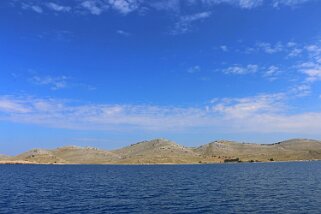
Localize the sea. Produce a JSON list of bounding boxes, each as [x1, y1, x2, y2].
[[1, 161, 321, 213]]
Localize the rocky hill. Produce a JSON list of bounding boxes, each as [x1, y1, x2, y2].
[[112, 138, 215, 164], [11, 146, 120, 164], [2, 138, 321, 164], [195, 139, 321, 162], [0, 154, 9, 160], [51, 146, 121, 164]]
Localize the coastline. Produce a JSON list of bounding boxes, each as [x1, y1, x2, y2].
[[1, 159, 320, 165]]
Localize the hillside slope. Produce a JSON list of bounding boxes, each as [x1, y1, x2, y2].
[[4, 138, 321, 164], [52, 146, 121, 164], [195, 139, 321, 162], [12, 146, 120, 164], [0, 154, 10, 160], [113, 139, 217, 164]]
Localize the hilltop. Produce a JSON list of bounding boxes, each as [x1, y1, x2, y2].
[[112, 138, 217, 164], [1, 138, 321, 164]]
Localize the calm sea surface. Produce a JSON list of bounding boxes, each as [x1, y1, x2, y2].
[[1, 162, 321, 213]]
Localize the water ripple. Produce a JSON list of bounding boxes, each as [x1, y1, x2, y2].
[[1, 162, 321, 213]]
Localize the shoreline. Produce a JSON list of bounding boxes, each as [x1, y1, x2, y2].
[[1, 159, 320, 165]]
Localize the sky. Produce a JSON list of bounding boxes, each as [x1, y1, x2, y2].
[[1, 0, 321, 154]]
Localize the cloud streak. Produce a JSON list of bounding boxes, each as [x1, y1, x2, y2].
[[46, 2, 71, 12], [14, 0, 316, 16], [173, 11, 212, 34], [1, 93, 321, 134], [30, 75, 69, 90], [223, 64, 258, 75]]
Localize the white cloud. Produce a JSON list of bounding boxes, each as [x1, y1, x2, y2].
[[296, 44, 321, 83], [187, 0, 264, 9], [223, 64, 258, 75], [108, 0, 141, 14], [263, 65, 281, 80], [21, 3, 43, 13], [31, 5, 43, 13], [288, 48, 302, 57], [305, 44, 321, 56], [256, 42, 283, 54], [212, 93, 285, 119], [181, 11, 212, 22], [173, 11, 212, 34], [14, 0, 317, 16], [303, 68, 321, 82], [30, 75, 69, 90], [148, 0, 181, 11], [243, 41, 307, 57], [220, 45, 228, 52], [46, 2, 71, 12], [287, 42, 297, 47], [238, 0, 264, 8], [116, 30, 131, 36], [290, 84, 312, 97], [207, 93, 321, 134], [0, 97, 31, 113], [2, 93, 321, 134], [272, 0, 313, 8], [187, 65, 201, 73], [81, 0, 108, 15], [0, 96, 206, 131]]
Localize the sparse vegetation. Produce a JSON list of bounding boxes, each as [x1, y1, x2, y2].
[[2, 138, 321, 164], [224, 158, 240, 163]]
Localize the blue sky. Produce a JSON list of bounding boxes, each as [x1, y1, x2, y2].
[[1, 0, 321, 154]]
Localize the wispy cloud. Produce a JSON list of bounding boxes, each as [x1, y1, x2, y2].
[[220, 45, 228, 52], [263, 65, 282, 80], [12, 71, 95, 91], [290, 84, 312, 97], [21, 3, 43, 13], [243, 41, 305, 56], [187, 0, 264, 9], [173, 11, 212, 34], [116, 30, 131, 36], [256, 42, 284, 54], [1, 92, 321, 134], [211, 93, 285, 119], [81, 0, 108, 15], [14, 0, 317, 16], [272, 0, 313, 8], [223, 64, 258, 75], [30, 75, 69, 90], [187, 65, 201, 74], [148, 0, 181, 11], [46, 2, 71, 12], [302, 68, 321, 82], [108, 0, 141, 14], [37, 30, 74, 42], [296, 43, 321, 83], [0, 96, 32, 113]]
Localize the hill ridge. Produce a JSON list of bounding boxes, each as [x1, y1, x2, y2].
[[2, 138, 321, 164]]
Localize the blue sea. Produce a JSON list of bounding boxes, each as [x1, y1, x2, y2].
[[1, 162, 321, 213]]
